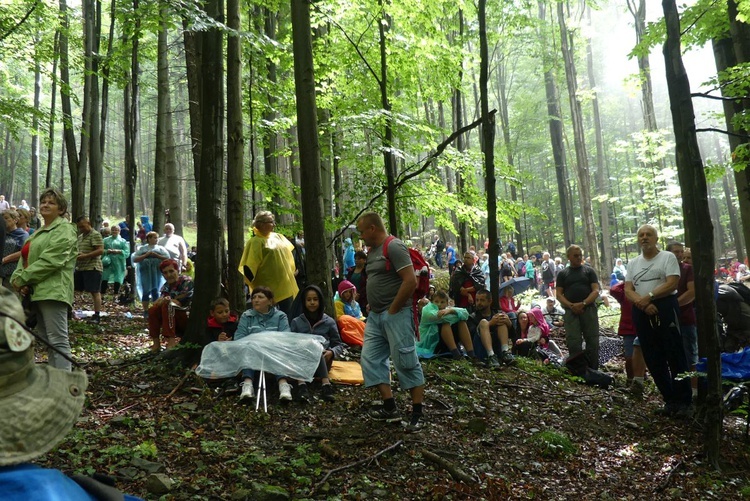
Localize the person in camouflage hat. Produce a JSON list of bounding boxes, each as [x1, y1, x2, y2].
[[0, 275, 141, 499]]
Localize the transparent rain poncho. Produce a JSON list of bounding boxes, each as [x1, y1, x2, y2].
[[196, 331, 325, 382]]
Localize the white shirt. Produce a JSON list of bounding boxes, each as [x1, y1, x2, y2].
[[158, 234, 187, 263], [627, 250, 680, 296]]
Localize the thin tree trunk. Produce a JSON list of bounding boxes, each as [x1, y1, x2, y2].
[[497, 58, 523, 255], [58, 0, 82, 214], [723, 166, 745, 261], [538, 0, 574, 248], [557, 1, 598, 268], [454, 8, 467, 252], [88, 0, 103, 228], [183, 16, 202, 186], [663, 0, 722, 468], [479, 0, 499, 305], [226, 0, 245, 311], [153, 4, 169, 232], [46, 29, 60, 190], [378, 0, 398, 236], [263, 7, 281, 213], [586, 7, 611, 279], [32, 25, 41, 204]]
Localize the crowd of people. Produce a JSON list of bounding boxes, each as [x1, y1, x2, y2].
[[3, 189, 750, 437]]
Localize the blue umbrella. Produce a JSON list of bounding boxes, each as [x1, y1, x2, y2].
[[499, 276, 533, 296]]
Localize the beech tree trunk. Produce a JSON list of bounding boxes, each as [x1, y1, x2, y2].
[[538, 0, 574, 248], [87, 0, 103, 228], [557, 1, 599, 269], [184, 0, 225, 362], [153, 4, 169, 232], [226, 0, 246, 311], [662, 0, 722, 468], [479, 0, 499, 305], [291, 0, 332, 308], [378, 0, 398, 236]]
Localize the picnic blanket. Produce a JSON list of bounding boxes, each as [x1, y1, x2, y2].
[[196, 331, 325, 382], [697, 347, 750, 381]]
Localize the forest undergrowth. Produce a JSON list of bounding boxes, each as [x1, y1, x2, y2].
[[38, 295, 750, 500]]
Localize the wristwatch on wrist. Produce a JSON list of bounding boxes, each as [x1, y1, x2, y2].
[[582, 300, 587, 306], [648, 292, 654, 300]]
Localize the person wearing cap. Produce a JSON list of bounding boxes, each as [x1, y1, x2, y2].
[[10, 188, 78, 371], [334, 280, 365, 321], [0, 288, 142, 500], [238, 211, 299, 316]]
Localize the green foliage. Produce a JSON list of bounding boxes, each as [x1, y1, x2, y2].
[[529, 430, 577, 459]]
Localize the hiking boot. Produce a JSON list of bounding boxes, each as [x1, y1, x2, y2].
[[321, 384, 336, 402], [239, 382, 254, 401], [500, 351, 516, 366], [296, 384, 311, 404], [279, 382, 293, 403], [629, 379, 644, 400], [723, 386, 746, 412], [402, 413, 424, 433], [368, 406, 401, 422], [486, 354, 501, 369], [86, 314, 101, 324]]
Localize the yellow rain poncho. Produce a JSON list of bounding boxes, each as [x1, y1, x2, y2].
[[238, 229, 299, 303]]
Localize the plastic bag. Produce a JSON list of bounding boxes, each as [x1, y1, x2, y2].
[[196, 331, 325, 382]]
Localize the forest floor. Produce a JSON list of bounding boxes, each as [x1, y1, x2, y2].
[[39, 294, 750, 501]]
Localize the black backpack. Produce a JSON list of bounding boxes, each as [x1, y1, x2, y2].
[[727, 282, 750, 305], [435, 239, 445, 252]]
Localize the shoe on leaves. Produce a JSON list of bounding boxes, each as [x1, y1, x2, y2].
[[368, 406, 400, 422], [279, 382, 293, 402], [239, 382, 255, 401], [485, 354, 501, 369], [500, 351, 516, 366], [321, 384, 336, 402], [297, 384, 311, 404]]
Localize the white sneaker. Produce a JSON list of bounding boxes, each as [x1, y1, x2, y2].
[[278, 382, 293, 402], [239, 382, 254, 401]]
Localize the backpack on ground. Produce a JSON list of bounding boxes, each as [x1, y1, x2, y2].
[[383, 235, 430, 337]]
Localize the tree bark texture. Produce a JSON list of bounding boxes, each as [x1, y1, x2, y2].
[[378, 0, 398, 237], [87, 0, 103, 229], [291, 0, 333, 308], [662, 0, 722, 468], [226, 0, 246, 312], [58, 0, 82, 213]]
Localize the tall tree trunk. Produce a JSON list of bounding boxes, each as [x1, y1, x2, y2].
[[454, 8, 467, 252], [46, 30, 60, 190], [723, 166, 745, 261], [557, 1, 599, 269], [479, 0, 499, 305], [497, 59, 523, 255], [627, 0, 659, 131], [153, 4, 169, 232], [291, 0, 332, 308], [99, 0, 116, 158], [184, 0, 224, 362], [32, 26, 41, 205], [226, 0, 245, 312], [183, 17, 202, 185], [586, 7, 611, 279], [263, 7, 282, 213], [58, 0, 82, 214], [123, 0, 141, 301], [88, 0, 103, 228], [662, 0, 722, 468], [538, 0, 574, 248], [378, 0, 398, 236]]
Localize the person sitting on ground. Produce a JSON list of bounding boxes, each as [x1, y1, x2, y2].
[[737, 264, 750, 283], [206, 298, 239, 343], [542, 297, 565, 329], [345, 250, 368, 315], [289, 285, 344, 402], [613, 258, 627, 281], [147, 259, 194, 352], [500, 286, 521, 315], [449, 251, 485, 312], [235, 286, 294, 403], [514, 308, 550, 358], [334, 280, 365, 321], [468, 288, 516, 367], [416, 290, 477, 360]]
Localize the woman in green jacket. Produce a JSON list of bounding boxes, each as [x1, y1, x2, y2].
[[11, 188, 78, 371]]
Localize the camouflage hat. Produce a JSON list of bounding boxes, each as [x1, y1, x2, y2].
[[0, 287, 88, 466]]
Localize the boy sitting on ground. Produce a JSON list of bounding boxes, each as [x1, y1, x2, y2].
[[416, 290, 477, 360], [468, 288, 516, 368], [206, 298, 238, 342]]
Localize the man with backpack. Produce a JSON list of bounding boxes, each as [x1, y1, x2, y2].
[[356, 212, 425, 432], [433, 235, 445, 269]]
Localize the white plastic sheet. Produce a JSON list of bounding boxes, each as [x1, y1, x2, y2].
[[196, 331, 325, 382]]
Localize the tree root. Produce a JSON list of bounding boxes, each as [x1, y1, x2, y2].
[[311, 440, 403, 495], [421, 449, 475, 484]]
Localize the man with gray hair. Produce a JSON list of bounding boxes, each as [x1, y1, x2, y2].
[[625, 225, 691, 419]]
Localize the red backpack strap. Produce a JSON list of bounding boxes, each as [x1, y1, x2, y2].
[[382, 235, 395, 272]]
